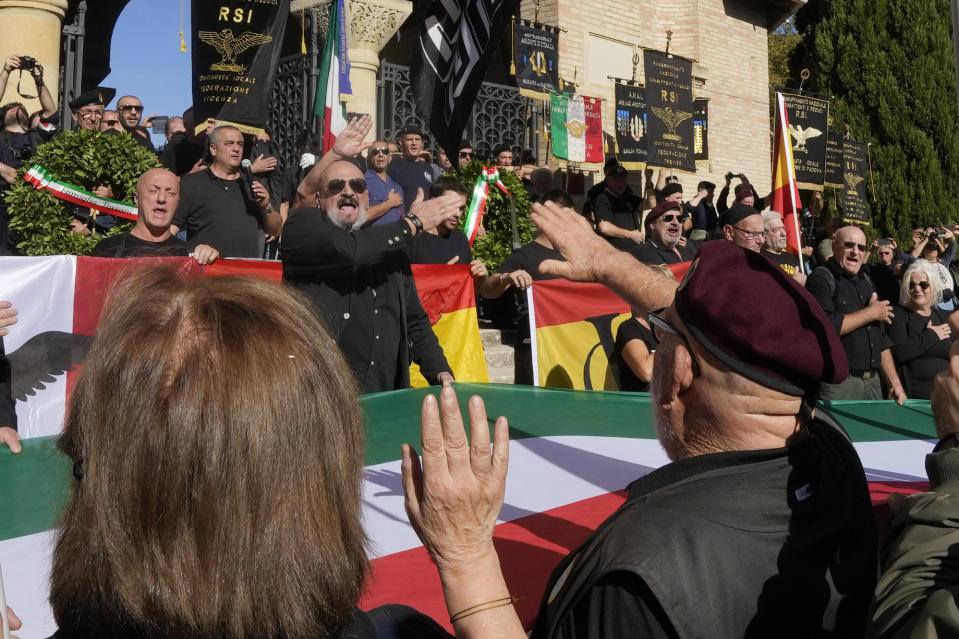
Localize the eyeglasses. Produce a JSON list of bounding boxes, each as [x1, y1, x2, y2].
[[732, 225, 766, 240], [118, 104, 143, 113], [909, 280, 931, 291], [370, 146, 390, 156], [326, 178, 367, 195], [842, 241, 867, 252], [458, 151, 474, 158], [661, 213, 688, 224], [77, 109, 103, 119], [647, 307, 701, 377]]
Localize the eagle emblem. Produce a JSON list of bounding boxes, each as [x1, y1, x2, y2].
[[198, 28, 273, 73], [530, 51, 548, 77], [788, 124, 823, 152], [565, 119, 587, 139], [844, 172, 864, 195], [650, 106, 693, 141]]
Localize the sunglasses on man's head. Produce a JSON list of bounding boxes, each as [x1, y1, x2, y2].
[[842, 241, 868, 252], [370, 146, 390, 156], [326, 178, 367, 195], [909, 280, 931, 291], [118, 104, 143, 113]]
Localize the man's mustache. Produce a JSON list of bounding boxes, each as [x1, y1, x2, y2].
[[338, 195, 358, 208]]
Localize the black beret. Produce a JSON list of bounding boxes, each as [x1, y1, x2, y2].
[[608, 164, 627, 177], [644, 200, 681, 230], [674, 241, 848, 396], [68, 87, 115, 110], [660, 182, 683, 199], [719, 202, 759, 227]]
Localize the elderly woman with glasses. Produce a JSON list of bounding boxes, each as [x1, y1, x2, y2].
[[888, 262, 956, 399]]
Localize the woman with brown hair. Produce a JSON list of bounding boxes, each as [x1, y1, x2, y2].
[[45, 268, 439, 639]]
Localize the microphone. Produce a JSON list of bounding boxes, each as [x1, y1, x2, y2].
[[240, 158, 258, 204]]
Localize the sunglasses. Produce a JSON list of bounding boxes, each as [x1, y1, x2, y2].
[[842, 241, 868, 252], [661, 213, 687, 223], [326, 178, 367, 195], [118, 104, 143, 113], [909, 280, 931, 291], [647, 307, 701, 377], [103, 119, 119, 126], [459, 151, 474, 158], [370, 146, 390, 156]]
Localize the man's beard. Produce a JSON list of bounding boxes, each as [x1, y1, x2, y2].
[[326, 195, 367, 230]]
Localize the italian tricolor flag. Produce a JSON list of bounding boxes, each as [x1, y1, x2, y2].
[[550, 92, 604, 163], [314, 0, 349, 152]]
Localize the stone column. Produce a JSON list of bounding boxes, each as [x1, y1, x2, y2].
[[293, 0, 412, 140], [0, 0, 68, 110]]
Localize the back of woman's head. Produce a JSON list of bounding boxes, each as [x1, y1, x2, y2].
[[51, 268, 368, 639]]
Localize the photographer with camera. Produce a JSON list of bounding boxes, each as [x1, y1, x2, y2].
[[0, 54, 59, 254], [717, 171, 765, 215], [914, 225, 958, 312]]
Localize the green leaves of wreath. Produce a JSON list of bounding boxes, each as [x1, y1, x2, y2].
[[454, 162, 535, 272], [5, 129, 161, 255]]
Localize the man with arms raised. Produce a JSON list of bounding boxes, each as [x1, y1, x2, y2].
[[283, 122, 462, 393], [806, 225, 906, 401], [401, 202, 878, 639], [631, 200, 695, 265], [92, 168, 218, 263], [171, 125, 281, 258]]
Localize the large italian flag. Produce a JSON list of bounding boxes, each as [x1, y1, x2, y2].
[[314, 0, 349, 152]]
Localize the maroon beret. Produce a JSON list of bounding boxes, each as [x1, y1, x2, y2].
[[644, 200, 681, 230], [719, 202, 758, 228], [674, 241, 848, 396], [735, 185, 754, 201], [660, 182, 683, 199]]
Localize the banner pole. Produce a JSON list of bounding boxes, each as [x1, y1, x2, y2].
[[866, 142, 877, 204]]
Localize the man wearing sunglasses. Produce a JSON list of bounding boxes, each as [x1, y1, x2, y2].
[[456, 141, 474, 168], [115, 95, 155, 152], [632, 200, 695, 265], [283, 159, 462, 393], [365, 139, 405, 226], [99, 110, 123, 133], [806, 225, 906, 402], [408, 202, 878, 639]]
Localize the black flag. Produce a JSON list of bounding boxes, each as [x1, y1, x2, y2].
[[781, 92, 829, 189], [824, 133, 843, 188], [191, 0, 289, 134], [613, 82, 647, 168], [841, 140, 870, 225], [411, 0, 520, 155], [643, 50, 695, 172], [513, 21, 560, 99], [693, 98, 708, 162]]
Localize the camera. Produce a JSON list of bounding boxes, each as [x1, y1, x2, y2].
[[18, 56, 36, 72], [928, 229, 941, 240]]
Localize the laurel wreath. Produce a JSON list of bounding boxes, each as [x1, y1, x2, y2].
[[5, 129, 161, 255]]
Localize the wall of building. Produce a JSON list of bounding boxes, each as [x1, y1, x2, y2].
[[520, 0, 773, 203]]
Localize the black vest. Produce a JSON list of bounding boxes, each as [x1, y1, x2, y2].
[[532, 410, 877, 639]]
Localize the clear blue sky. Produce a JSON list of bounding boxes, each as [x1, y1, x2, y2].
[[102, 0, 193, 144]]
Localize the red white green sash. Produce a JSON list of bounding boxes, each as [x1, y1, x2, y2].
[[23, 164, 139, 220], [463, 166, 511, 245]]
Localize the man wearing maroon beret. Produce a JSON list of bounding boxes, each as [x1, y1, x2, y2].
[[405, 202, 879, 639], [631, 200, 696, 265], [806, 225, 906, 402]]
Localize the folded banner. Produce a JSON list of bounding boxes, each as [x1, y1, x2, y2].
[[643, 49, 695, 172], [24, 165, 138, 220], [550, 92, 603, 163], [781, 92, 830, 189], [613, 81, 648, 169], [693, 98, 709, 163], [824, 133, 844, 188], [191, 0, 290, 135], [0, 257, 487, 439], [512, 20, 560, 99], [0, 382, 939, 637], [842, 140, 871, 225]]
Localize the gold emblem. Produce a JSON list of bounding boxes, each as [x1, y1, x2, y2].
[[844, 172, 864, 195], [650, 106, 693, 141], [531, 51, 548, 77], [198, 28, 273, 73], [788, 124, 823, 152], [564, 119, 587, 139]]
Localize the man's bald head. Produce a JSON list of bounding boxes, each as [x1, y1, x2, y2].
[[321, 161, 368, 230], [134, 168, 180, 236]]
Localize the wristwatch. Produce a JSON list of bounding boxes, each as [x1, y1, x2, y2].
[[933, 432, 959, 452], [404, 212, 423, 233]]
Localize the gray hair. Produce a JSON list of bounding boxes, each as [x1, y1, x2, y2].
[[761, 210, 783, 229], [900, 261, 943, 307]]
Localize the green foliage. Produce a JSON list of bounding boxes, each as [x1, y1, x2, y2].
[[6, 129, 161, 255], [453, 162, 535, 272], [791, 0, 959, 245], [768, 29, 803, 116]]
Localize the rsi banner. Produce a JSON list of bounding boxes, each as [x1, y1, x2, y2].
[[825, 133, 844, 188], [0, 257, 487, 439], [191, 0, 289, 135], [781, 92, 830, 189], [550, 93, 603, 163], [842, 140, 871, 225], [614, 82, 647, 168], [643, 49, 695, 172], [513, 21, 560, 99]]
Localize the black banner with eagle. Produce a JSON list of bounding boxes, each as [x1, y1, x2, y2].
[[643, 49, 695, 172], [513, 21, 560, 99], [781, 92, 829, 189], [841, 140, 870, 225], [191, 0, 290, 135]]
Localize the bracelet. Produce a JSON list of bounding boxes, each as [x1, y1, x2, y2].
[[404, 212, 423, 233], [450, 595, 524, 623]]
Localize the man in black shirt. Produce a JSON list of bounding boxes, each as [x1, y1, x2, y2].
[[631, 201, 695, 265], [761, 210, 805, 284], [171, 125, 281, 258], [115, 94, 155, 152], [408, 177, 487, 280], [92, 168, 218, 262], [592, 164, 643, 250], [806, 225, 906, 401], [283, 158, 461, 393], [387, 127, 436, 210]]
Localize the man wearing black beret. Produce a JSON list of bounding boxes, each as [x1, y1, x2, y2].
[[720, 202, 765, 253], [67, 87, 115, 132], [404, 202, 879, 639]]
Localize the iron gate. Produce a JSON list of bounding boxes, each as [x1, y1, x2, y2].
[[268, 53, 313, 169], [377, 62, 537, 160]]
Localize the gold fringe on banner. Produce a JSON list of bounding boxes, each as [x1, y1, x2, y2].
[[301, 10, 307, 54], [178, 0, 187, 52]]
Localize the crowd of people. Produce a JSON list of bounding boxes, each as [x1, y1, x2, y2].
[[3, 58, 959, 639]]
